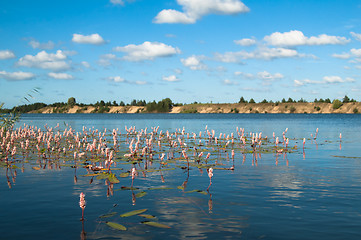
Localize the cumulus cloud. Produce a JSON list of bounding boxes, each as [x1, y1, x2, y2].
[[264, 30, 350, 47], [257, 71, 283, 80], [323, 76, 354, 83], [351, 32, 361, 42], [181, 55, 207, 70], [154, 0, 250, 24], [294, 76, 354, 86], [110, 0, 134, 5], [223, 79, 238, 85], [234, 38, 256, 46], [0, 50, 16, 60], [81, 61, 91, 68], [17, 50, 70, 71], [215, 46, 302, 62], [235, 70, 283, 85], [163, 75, 180, 82], [110, 0, 124, 5], [0, 71, 35, 81], [234, 71, 254, 79], [98, 53, 118, 66], [29, 40, 55, 50], [113, 41, 180, 61], [135, 80, 147, 85], [72, 33, 105, 45], [48, 72, 73, 80], [108, 76, 126, 82], [332, 53, 352, 59]]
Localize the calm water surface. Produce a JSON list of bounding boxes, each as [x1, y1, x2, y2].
[[1, 114, 361, 239]]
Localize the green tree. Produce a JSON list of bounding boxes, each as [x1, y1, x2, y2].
[[67, 97, 76, 106], [249, 98, 255, 103], [261, 99, 268, 103], [342, 95, 350, 103], [239, 97, 247, 103], [332, 99, 343, 109]]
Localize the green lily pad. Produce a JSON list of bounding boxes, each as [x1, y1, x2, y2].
[[141, 221, 171, 228], [99, 212, 117, 218], [120, 209, 147, 217], [135, 191, 147, 198], [119, 172, 130, 178], [108, 174, 120, 184], [138, 214, 156, 219], [148, 187, 174, 190], [106, 221, 127, 231]]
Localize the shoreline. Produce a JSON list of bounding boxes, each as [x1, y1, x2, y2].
[[30, 102, 361, 114]]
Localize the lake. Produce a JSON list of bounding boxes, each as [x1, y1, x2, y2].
[[1, 113, 361, 239]]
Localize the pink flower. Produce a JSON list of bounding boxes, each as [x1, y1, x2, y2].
[[131, 167, 137, 180], [208, 168, 213, 179], [79, 192, 86, 209]]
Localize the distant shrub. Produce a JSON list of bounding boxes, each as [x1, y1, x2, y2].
[[249, 107, 252, 111], [290, 106, 296, 113], [332, 99, 343, 109], [316, 106, 321, 111], [353, 108, 359, 114]]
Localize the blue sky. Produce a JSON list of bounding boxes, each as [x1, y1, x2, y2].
[[1, 0, 361, 107]]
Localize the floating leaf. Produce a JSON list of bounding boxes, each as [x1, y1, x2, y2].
[[177, 186, 184, 190], [106, 222, 127, 231], [96, 173, 109, 180], [99, 212, 117, 218], [32, 167, 41, 170], [135, 191, 147, 198], [120, 186, 139, 190], [120, 209, 147, 217], [141, 221, 171, 229], [138, 214, 156, 219], [108, 174, 120, 184], [148, 187, 174, 190], [81, 173, 99, 177], [197, 190, 208, 195], [119, 172, 130, 178]]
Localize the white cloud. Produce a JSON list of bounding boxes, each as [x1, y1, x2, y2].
[[110, 0, 134, 5], [72, 33, 105, 45], [29, 40, 55, 50], [109, 76, 126, 82], [98, 53, 118, 66], [154, 0, 250, 24], [0, 50, 16, 60], [351, 32, 361, 42], [234, 71, 254, 79], [174, 68, 183, 74], [257, 71, 284, 80], [215, 46, 301, 62], [110, 0, 124, 5], [234, 38, 256, 46], [17, 50, 70, 71], [332, 53, 351, 59], [81, 61, 90, 68], [114, 41, 180, 61], [135, 80, 147, 85], [0, 71, 35, 81], [323, 76, 354, 83], [48, 72, 73, 80], [264, 30, 350, 47], [223, 79, 238, 85], [294, 76, 354, 86], [163, 75, 180, 82], [350, 48, 361, 57], [181, 55, 207, 70]]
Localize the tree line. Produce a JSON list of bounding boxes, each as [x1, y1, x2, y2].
[[0, 95, 357, 114]]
